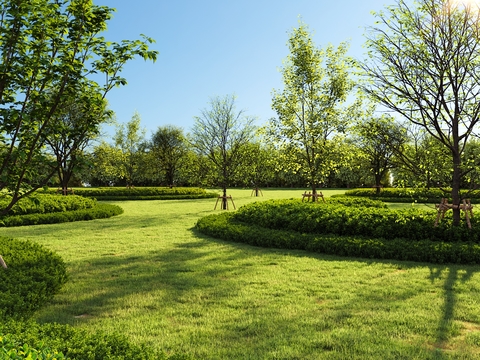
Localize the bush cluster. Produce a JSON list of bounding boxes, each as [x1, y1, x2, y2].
[[0, 237, 68, 320], [0, 194, 96, 216], [196, 213, 480, 264], [196, 200, 480, 264], [42, 186, 217, 200], [233, 199, 479, 243], [1, 319, 186, 360], [0, 203, 123, 227], [344, 187, 480, 203]]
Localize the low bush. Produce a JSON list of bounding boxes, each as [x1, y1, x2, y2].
[[42, 186, 217, 200], [195, 212, 480, 264], [1, 319, 186, 360], [0, 203, 123, 227], [344, 187, 480, 203], [0, 237, 68, 320], [232, 199, 479, 243], [0, 194, 96, 216]]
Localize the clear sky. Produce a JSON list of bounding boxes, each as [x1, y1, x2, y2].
[[94, 0, 400, 138]]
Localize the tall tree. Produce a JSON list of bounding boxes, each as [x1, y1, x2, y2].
[[113, 111, 146, 187], [268, 21, 355, 200], [361, 0, 480, 225], [150, 125, 188, 186], [190, 94, 256, 210], [0, 0, 157, 215]]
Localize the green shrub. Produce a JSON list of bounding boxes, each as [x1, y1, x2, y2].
[[195, 212, 480, 264], [0, 237, 68, 320], [232, 199, 480, 243], [0, 194, 96, 216], [0, 203, 123, 227], [344, 187, 480, 203], [42, 186, 217, 200], [1, 319, 188, 360]]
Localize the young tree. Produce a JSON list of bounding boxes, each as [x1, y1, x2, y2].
[[268, 21, 355, 200], [361, 0, 480, 225], [43, 88, 113, 193], [190, 94, 256, 209], [113, 112, 146, 187], [149, 125, 188, 186], [353, 114, 407, 193], [0, 0, 157, 215]]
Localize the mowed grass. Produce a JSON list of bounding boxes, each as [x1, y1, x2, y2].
[[1, 189, 480, 359]]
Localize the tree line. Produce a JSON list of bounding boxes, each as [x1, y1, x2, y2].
[[2, 0, 480, 223]]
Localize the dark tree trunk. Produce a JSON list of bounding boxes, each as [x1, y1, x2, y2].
[[451, 151, 462, 226]]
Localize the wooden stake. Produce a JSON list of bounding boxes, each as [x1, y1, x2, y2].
[[0, 255, 7, 269]]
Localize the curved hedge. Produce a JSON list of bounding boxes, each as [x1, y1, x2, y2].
[[0, 203, 123, 227], [344, 187, 480, 203], [195, 200, 480, 264], [43, 186, 217, 201], [0, 194, 96, 216], [0, 237, 68, 320]]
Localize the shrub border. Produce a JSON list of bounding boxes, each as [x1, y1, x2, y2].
[[195, 213, 480, 264]]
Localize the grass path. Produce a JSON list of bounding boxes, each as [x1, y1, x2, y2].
[[1, 189, 479, 359]]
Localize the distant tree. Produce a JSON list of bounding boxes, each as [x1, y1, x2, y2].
[[268, 21, 355, 200], [113, 112, 146, 187], [0, 0, 157, 215], [190, 94, 256, 209], [43, 89, 113, 193], [361, 0, 480, 225], [150, 125, 188, 186], [87, 141, 124, 186], [353, 114, 407, 193]]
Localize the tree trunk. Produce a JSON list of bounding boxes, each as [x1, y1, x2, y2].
[[451, 152, 462, 226], [222, 186, 227, 210]]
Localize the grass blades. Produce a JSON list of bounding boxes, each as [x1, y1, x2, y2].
[[0, 189, 479, 359]]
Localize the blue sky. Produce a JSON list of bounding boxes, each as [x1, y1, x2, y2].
[[95, 0, 399, 139]]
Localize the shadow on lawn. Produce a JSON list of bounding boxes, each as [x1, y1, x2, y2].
[[35, 235, 257, 325]]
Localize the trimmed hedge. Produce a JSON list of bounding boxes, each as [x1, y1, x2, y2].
[[0, 194, 96, 216], [0, 237, 68, 320], [196, 212, 480, 264], [344, 187, 480, 203], [1, 319, 188, 360], [232, 199, 479, 243], [42, 186, 217, 200], [0, 203, 123, 227]]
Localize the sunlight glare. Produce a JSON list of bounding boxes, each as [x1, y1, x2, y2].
[[450, 0, 480, 10]]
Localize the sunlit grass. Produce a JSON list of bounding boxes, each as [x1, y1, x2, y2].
[[1, 189, 479, 359]]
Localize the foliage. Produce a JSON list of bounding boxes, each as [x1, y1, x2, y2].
[[361, 0, 480, 224], [0, 203, 123, 227], [344, 187, 480, 203], [268, 21, 356, 197], [0, 237, 67, 319], [190, 94, 256, 209], [113, 112, 147, 187], [1, 319, 181, 360], [148, 125, 189, 186], [41, 186, 217, 200], [0, 0, 157, 215], [0, 194, 96, 216], [196, 205, 480, 264], [232, 199, 480, 242]]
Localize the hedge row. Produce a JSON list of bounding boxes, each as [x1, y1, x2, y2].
[[0, 237, 68, 320], [232, 199, 478, 243], [344, 187, 480, 203], [0, 194, 96, 216], [42, 186, 217, 200], [0, 203, 123, 227], [195, 213, 480, 264], [1, 319, 187, 360]]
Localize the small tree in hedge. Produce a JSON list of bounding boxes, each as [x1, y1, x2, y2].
[[190, 94, 256, 209]]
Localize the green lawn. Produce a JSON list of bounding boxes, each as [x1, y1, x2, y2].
[[1, 189, 479, 359]]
